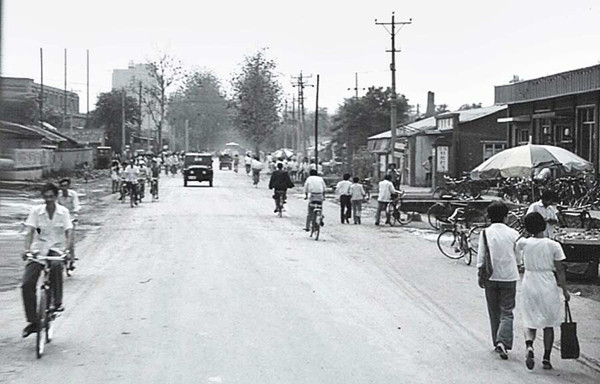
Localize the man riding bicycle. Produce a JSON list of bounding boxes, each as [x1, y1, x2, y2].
[[57, 178, 80, 271], [303, 169, 327, 231], [21, 183, 73, 338], [150, 157, 160, 199], [123, 161, 140, 205], [268, 162, 295, 213]]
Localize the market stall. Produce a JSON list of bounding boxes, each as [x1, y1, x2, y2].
[[554, 228, 600, 280]]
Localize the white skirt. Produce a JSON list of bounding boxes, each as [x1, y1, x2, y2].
[[520, 270, 563, 329]]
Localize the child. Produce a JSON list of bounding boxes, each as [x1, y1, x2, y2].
[[350, 177, 366, 224]]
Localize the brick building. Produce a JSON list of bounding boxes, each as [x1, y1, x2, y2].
[[495, 64, 600, 171], [0, 76, 79, 115]]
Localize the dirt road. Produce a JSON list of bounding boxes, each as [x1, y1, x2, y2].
[[1, 170, 598, 383]]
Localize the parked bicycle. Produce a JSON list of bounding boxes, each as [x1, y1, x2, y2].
[[24, 250, 68, 359], [433, 174, 486, 200], [437, 219, 476, 265], [427, 201, 488, 230]]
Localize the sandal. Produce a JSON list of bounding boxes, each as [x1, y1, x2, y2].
[[525, 347, 535, 370]]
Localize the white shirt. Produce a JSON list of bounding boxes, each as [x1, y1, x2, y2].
[[25, 204, 73, 256], [377, 180, 399, 202], [527, 201, 558, 238], [251, 159, 263, 170], [124, 165, 140, 183], [350, 183, 366, 201], [57, 189, 81, 214], [304, 175, 327, 195], [336, 180, 352, 196], [477, 223, 520, 281]]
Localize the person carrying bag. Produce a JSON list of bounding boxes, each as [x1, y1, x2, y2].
[[561, 301, 580, 359]]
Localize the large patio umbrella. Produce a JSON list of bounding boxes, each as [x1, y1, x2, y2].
[[471, 144, 593, 180], [272, 148, 294, 159]]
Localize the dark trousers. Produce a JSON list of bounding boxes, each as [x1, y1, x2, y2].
[[340, 195, 351, 222], [375, 201, 389, 225], [484, 280, 516, 349], [22, 252, 63, 324]]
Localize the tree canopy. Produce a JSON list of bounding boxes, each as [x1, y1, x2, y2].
[[230, 50, 282, 153], [91, 90, 140, 152]]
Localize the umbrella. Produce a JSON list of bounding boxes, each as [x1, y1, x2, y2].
[[471, 144, 593, 180], [272, 148, 294, 159]]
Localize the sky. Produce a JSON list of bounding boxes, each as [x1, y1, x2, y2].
[[2, 0, 600, 115]]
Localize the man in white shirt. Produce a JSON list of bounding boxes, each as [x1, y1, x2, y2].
[[336, 173, 353, 224], [21, 183, 73, 338], [375, 174, 401, 226], [124, 161, 140, 205], [477, 201, 520, 360], [251, 156, 263, 187], [58, 178, 80, 271], [304, 169, 327, 231], [527, 191, 558, 238]]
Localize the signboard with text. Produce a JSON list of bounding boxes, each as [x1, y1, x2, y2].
[[437, 146, 449, 173]]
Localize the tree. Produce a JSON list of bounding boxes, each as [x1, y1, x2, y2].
[[144, 53, 183, 150], [435, 104, 450, 114], [230, 50, 282, 154], [458, 103, 482, 110], [167, 70, 233, 151], [91, 90, 140, 152], [331, 86, 411, 171]]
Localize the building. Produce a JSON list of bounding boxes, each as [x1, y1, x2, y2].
[[0, 76, 79, 115], [368, 105, 508, 186], [495, 64, 600, 170], [112, 62, 155, 136]]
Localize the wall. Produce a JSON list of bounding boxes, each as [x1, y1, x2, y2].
[[0, 147, 93, 180], [50, 148, 94, 172]]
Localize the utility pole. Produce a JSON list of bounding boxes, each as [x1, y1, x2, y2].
[[86, 49, 90, 125], [291, 94, 296, 151], [314, 75, 320, 167], [283, 99, 288, 149], [292, 72, 313, 158], [121, 89, 126, 155], [376, 12, 412, 175], [64, 48, 68, 131], [184, 119, 189, 152], [138, 81, 143, 135], [40, 48, 44, 130], [347, 72, 364, 99]]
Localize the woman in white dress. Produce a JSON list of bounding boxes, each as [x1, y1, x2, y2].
[[516, 212, 570, 371]]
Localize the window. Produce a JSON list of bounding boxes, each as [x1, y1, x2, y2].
[[576, 106, 595, 161], [518, 129, 530, 144], [483, 142, 506, 161]]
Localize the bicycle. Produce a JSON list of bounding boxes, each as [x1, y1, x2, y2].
[[427, 201, 487, 230], [24, 250, 68, 359], [437, 220, 474, 265], [385, 192, 413, 226], [274, 190, 286, 217], [309, 202, 323, 240], [65, 218, 79, 277], [150, 178, 159, 201]]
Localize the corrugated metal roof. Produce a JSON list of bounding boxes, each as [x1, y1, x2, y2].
[[437, 105, 507, 124]]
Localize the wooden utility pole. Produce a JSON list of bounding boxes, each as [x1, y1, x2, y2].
[[184, 119, 189, 152], [314, 75, 320, 167], [291, 94, 296, 151], [292, 72, 313, 158], [347, 72, 364, 99], [138, 81, 143, 135], [86, 49, 90, 124], [121, 89, 126, 155], [376, 12, 412, 173], [40, 48, 44, 130], [64, 48, 68, 130], [283, 99, 288, 149]]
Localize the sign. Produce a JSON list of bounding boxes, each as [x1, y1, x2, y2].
[[393, 151, 403, 159], [394, 142, 406, 151], [437, 146, 449, 173]]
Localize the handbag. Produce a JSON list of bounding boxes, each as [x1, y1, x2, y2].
[[479, 230, 494, 281], [561, 301, 580, 359]]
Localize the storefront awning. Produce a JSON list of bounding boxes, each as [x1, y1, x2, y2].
[[497, 115, 531, 123]]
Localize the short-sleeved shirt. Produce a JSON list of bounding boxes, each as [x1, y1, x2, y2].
[[350, 183, 366, 201], [124, 165, 140, 183], [57, 189, 81, 214], [476, 223, 520, 281], [304, 175, 327, 195], [527, 201, 558, 238], [336, 180, 352, 196], [516, 237, 566, 272], [25, 204, 73, 256]]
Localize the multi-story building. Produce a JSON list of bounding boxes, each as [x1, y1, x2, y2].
[[0, 76, 79, 115]]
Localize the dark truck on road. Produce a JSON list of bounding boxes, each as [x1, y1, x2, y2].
[[218, 153, 233, 170], [183, 153, 213, 187]]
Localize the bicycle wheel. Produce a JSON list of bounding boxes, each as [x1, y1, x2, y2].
[[428, 203, 452, 230], [277, 198, 283, 218], [36, 289, 48, 358], [437, 230, 464, 259], [386, 203, 396, 226], [314, 212, 321, 240], [396, 205, 414, 225], [462, 233, 473, 265]]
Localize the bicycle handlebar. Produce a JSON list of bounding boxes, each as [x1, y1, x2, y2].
[[24, 250, 69, 263]]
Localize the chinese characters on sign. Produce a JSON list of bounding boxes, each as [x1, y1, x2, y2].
[[437, 146, 448, 173]]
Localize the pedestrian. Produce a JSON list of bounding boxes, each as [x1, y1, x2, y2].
[[336, 173, 352, 224], [111, 161, 120, 194], [375, 174, 401, 226], [423, 156, 433, 186], [350, 177, 366, 224], [290, 158, 298, 182], [516, 212, 570, 370], [245, 152, 253, 175], [477, 201, 520, 360], [251, 155, 263, 187], [386, 163, 401, 189], [526, 190, 558, 238]]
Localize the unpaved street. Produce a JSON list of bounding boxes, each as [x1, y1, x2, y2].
[[1, 169, 599, 383]]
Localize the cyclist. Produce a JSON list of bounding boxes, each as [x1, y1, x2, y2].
[[251, 155, 263, 187], [21, 183, 73, 338], [123, 160, 140, 205], [137, 158, 148, 202], [303, 169, 327, 231], [150, 157, 160, 199], [57, 178, 80, 271], [268, 162, 295, 213]]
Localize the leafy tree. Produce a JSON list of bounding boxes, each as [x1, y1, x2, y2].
[[331, 86, 410, 171], [230, 50, 282, 154], [435, 104, 450, 114], [167, 70, 234, 151], [91, 90, 140, 152], [458, 103, 482, 110], [144, 53, 183, 150]]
